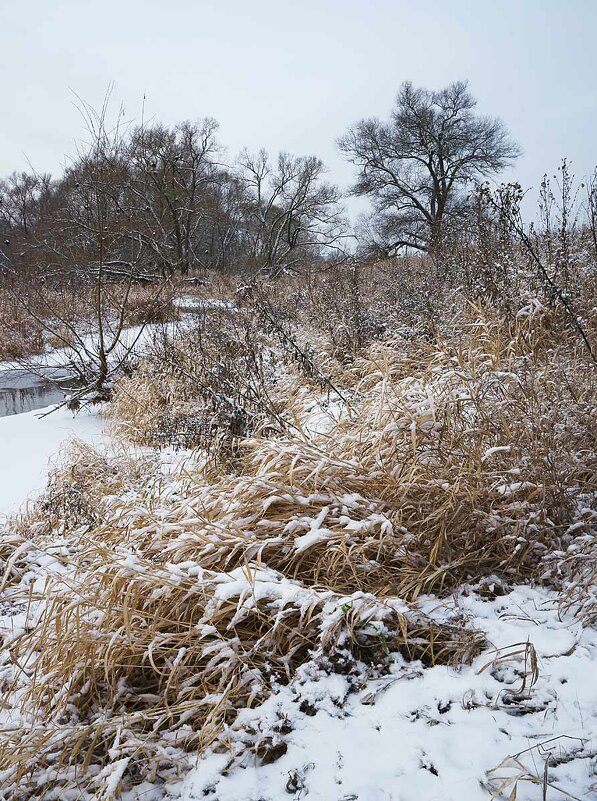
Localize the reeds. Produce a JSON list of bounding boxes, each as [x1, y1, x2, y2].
[[0, 275, 595, 798]]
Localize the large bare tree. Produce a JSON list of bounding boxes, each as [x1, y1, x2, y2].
[[339, 81, 520, 255]]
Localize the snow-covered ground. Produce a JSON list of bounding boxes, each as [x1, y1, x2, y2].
[[0, 318, 190, 381], [179, 587, 597, 801], [0, 404, 105, 520], [0, 323, 147, 375], [174, 295, 236, 312], [0, 318, 180, 519]]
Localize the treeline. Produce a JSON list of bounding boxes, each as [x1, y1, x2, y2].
[[1, 81, 596, 288], [0, 113, 346, 282]]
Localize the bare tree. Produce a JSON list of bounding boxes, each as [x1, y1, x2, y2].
[[339, 81, 520, 256], [5, 94, 168, 401], [237, 149, 347, 276], [206, 173, 251, 269], [126, 119, 221, 276], [588, 168, 597, 262], [0, 171, 53, 273]]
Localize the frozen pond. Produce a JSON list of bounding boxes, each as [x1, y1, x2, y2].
[[0, 369, 77, 417]]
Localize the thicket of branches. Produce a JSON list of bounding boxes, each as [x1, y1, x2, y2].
[[0, 105, 346, 285]]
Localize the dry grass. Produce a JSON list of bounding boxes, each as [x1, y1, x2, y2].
[[0, 265, 595, 797], [0, 291, 44, 360], [122, 283, 180, 327], [0, 431, 481, 796]]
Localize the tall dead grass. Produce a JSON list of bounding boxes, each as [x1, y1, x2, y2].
[[0, 280, 595, 797], [0, 291, 44, 360]]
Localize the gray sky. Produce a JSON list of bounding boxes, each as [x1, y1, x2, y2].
[[2, 0, 596, 214]]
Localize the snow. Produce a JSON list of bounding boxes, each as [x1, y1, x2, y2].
[[178, 586, 597, 801], [0, 319, 182, 377], [174, 295, 236, 312], [0, 316, 181, 519], [296, 393, 347, 437], [96, 757, 131, 797], [0, 404, 105, 520], [482, 444, 512, 462]]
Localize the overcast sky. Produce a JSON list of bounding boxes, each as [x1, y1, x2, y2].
[[2, 0, 596, 216]]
